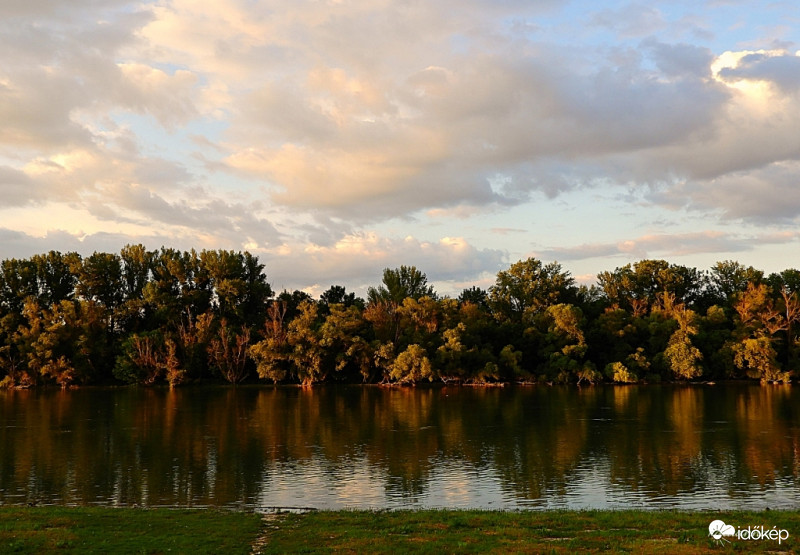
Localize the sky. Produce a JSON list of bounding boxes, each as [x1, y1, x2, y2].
[[1, 0, 799, 297]]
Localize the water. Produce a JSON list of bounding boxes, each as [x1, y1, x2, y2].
[[2, 384, 800, 510]]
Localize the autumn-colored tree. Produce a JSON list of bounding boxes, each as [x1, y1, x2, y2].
[[208, 319, 251, 384], [653, 293, 703, 380], [728, 283, 790, 382], [390, 344, 433, 383], [114, 331, 166, 385]]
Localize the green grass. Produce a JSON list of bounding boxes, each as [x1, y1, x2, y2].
[[2, 507, 799, 554], [259, 509, 800, 554], [0, 506, 262, 554]]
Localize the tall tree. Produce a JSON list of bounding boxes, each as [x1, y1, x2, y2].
[[704, 260, 764, 310], [367, 266, 435, 304], [319, 285, 364, 314], [488, 258, 575, 322], [597, 259, 703, 316]]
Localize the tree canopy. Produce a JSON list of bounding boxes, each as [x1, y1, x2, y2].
[[1, 247, 798, 388]]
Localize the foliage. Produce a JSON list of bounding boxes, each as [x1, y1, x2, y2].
[[488, 257, 575, 322], [1, 246, 799, 386], [605, 361, 638, 383], [390, 344, 433, 383], [207, 319, 251, 384], [367, 265, 435, 304]]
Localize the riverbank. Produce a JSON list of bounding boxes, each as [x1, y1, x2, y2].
[[2, 507, 799, 553]]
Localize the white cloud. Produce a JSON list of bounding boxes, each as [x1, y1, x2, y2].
[[261, 233, 505, 295]]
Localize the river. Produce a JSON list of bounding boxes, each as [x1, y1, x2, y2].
[[2, 384, 800, 510]]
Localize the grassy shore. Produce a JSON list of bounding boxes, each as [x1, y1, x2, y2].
[[0, 507, 262, 554], [2, 507, 799, 553]]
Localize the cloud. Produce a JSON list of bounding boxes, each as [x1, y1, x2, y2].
[[0, 227, 175, 261], [261, 233, 506, 294], [2, 0, 800, 293], [0, 166, 38, 206], [651, 161, 800, 223], [643, 39, 715, 78], [219, 30, 733, 220], [534, 230, 799, 264], [717, 51, 800, 93], [5, 0, 796, 227], [114, 63, 200, 128], [590, 4, 666, 39], [0, 3, 153, 151]]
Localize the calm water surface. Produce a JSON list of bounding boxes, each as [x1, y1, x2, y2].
[[2, 384, 800, 510]]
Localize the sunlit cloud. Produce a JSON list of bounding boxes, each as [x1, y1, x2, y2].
[[1, 0, 799, 291]]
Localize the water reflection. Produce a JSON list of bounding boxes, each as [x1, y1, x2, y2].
[[1, 384, 800, 510]]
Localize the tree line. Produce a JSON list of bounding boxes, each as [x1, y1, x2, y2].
[[0, 246, 797, 388]]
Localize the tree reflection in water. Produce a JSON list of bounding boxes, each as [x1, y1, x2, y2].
[[1, 384, 799, 509]]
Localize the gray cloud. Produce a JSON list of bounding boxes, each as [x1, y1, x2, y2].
[[643, 39, 715, 77], [651, 162, 800, 223], [534, 231, 762, 263], [0, 166, 38, 206], [78, 183, 282, 247], [0, 227, 171, 261]]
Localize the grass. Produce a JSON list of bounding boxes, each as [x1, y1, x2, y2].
[[2, 507, 799, 553], [259, 509, 800, 553], [0, 506, 262, 554]]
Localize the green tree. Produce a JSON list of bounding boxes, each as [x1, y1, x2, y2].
[[276, 289, 313, 322], [31, 251, 78, 306], [605, 361, 638, 383], [114, 330, 167, 385], [367, 266, 435, 304], [117, 244, 156, 334], [389, 344, 433, 383], [488, 258, 575, 323], [597, 259, 703, 316], [319, 285, 364, 314], [285, 301, 326, 385], [200, 250, 272, 325], [732, 336, 785, 382], [0, 257, 40, 314], [704, 260, 764, 310], [437, 302, 501, 383], [653, 293, 703, 380], [536, 304, 595, 383], [728, 283, 790, 382], [458, 286, 488, 309], [319, 304, 372, 381], [146, 248, 212, 328]]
